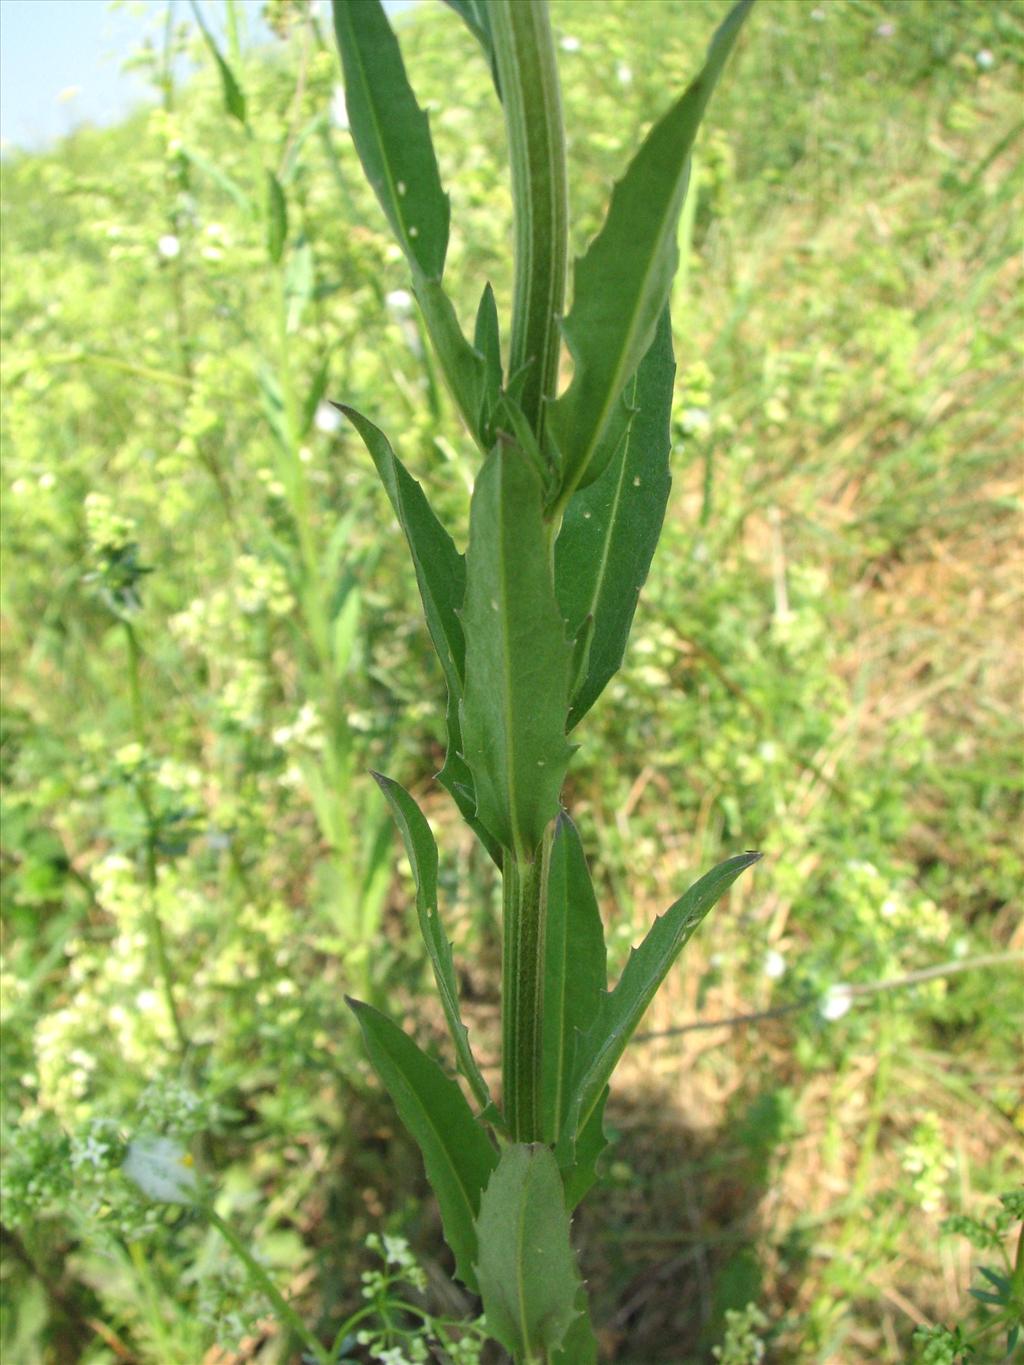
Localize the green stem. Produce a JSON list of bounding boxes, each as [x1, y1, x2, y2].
[[124, 622, 190, 1061], [490, 0, 568, 441], [207, 1208, 332, 1365], [502, 830, 552, 1142]]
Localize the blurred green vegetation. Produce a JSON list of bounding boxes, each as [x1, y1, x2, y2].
[[1, 1, 1021, 1361]]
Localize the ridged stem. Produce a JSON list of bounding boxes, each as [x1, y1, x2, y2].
[[501, 831, 552, 1142], [490, 0, 568, 441]]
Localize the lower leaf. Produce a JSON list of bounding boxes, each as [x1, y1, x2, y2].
[[475, 1143, 582, 1359], [347, 998, 497, 1291]]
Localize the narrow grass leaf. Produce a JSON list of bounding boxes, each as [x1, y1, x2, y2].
[[560, 852, 762, 1156], [475, 1144, 581, 1358], [180, 146, 252, 212], [332, 0, 449, 281], [372, 772, 492, 1113], [299, 358, 330, 439], [265, 171, 288, 264], [556, 307, 675, 728], [547, 0, 751, 494], [541, 813, 607, 1142], [461, 445, 573, 856], [348, 998, 497, 1291]]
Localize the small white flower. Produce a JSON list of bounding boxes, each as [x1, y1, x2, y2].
[[559, 34, 581, 52], [874, 21, 895, 38], [314, 401, 342, 433], [976, 49, 995, 70], [810, 6, 826, 18], [762, 950, 787, 981], [38, 472, 56, 490], [74, 1135, 110, 1168], [820, 985, 853, 1021], [122, 1136, 199, 1204], [616, 62, 633, 85], [157, 234, 181, 259]]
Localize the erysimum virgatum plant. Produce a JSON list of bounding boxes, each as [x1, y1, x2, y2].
[[331, 1, 757, 1359]]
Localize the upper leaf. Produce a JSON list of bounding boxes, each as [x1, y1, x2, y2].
[[558, 851, 762, 1160], [555, 306, 675, 728], [348, 998, 497, 1291], [371, 773, 492, 1113], [474, 1144, 582, 1358], [332, 0, 450, 281], [541, 813, 607, 1143], [547, 0, 752, 495], [460, 444, 573, 857]]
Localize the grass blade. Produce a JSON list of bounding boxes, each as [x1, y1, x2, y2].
[[348, 998, 497, 1291], [332, 0, 449, 281], [371, 772, 492, 1113], [555, 306, 675, 728], [461, 445, 573, 858], [547, 0, 751, 495]]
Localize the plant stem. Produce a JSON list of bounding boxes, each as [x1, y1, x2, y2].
[[490, 0, 568, 441], [502, 830, 552, 1142], [124, 621, 190, 1061], [207, 1208, 333, 1365]]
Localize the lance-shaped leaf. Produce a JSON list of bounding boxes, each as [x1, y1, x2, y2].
[[555, 307, 675, 729], [265, 170, 288, 263], [558, 852, 762, 1163], [541, 813, 607, 1143], [348, 998, 497, 1291], [371, 772, 492, 1113], [473, 281, 503, 445], [332, 0, 449, 281], [412, 276, 486, 447], [475, 1144, 581, 1358], [336, 405, 465, 695], [547, 0, 751, 495], [190, 0, 247, 125], [461, 445, 573, 857]]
